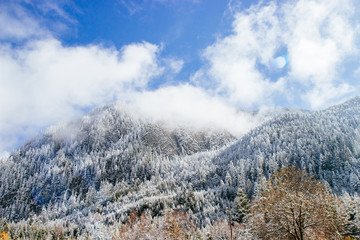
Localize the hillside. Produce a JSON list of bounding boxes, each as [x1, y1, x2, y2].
[[1, 97, 360, 236], [0, 103, 236, 224], [213, 97, 360, 197]]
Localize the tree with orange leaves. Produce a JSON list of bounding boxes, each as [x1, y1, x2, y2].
[[250, 166, 345, 240], [0, 232, 10, 240]]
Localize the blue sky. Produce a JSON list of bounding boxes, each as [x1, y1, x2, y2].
[[1, 0, 360, 156]]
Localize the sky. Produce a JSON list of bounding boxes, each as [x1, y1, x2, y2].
[[1, 0, 360, 157]]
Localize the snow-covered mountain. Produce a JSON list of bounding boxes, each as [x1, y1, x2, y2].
[[1, 97, 360, 229], [0, 103, 236, 223], [213, 97, 360, 197]]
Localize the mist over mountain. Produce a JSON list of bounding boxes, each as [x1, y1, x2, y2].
[[1, 97, 360, 235]]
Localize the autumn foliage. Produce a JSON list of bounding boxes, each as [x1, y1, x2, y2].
[[249, 166, 345, 240], [0, 232, 10, 240]]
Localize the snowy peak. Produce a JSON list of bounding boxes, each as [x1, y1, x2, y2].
[[40, 103, 236, 157]]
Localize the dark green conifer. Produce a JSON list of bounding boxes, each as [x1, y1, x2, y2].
[[231, 188, 249, 223]]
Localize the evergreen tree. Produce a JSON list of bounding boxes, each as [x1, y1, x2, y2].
[[231, 188, 249, 223]]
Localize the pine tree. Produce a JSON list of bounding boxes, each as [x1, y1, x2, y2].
[[231, 188, 249, 223]]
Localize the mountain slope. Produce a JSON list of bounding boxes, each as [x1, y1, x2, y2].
[[1, 97, 360, 232], [0, 103, 236, 223], [212, 96, 360, 197]]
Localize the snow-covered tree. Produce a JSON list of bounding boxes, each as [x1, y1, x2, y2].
[[231, 188, 249, 223]]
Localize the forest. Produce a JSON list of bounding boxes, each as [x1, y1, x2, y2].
[[1, 167, 360, 239], [1, 97, 360, 239]]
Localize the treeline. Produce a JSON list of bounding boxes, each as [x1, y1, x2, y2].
[[1, 167, 360, 239]]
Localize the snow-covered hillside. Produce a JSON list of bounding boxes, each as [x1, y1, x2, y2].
[[1, 97, 360, 230], [0, 103, 236, 224]]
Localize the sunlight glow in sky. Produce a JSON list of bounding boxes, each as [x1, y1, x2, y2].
[[274, 55, 288, 69], [1, 0, 360, 156]]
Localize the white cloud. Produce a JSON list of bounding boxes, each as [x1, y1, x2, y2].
[[303, 83, 354, 109], [167, 58, 184, 75], [193, 2, 284, 107], [0, 38, 162, 152], [284, 0, 357, 83], [194, 0, 360, 109], [1, 0, 360, 154], [282, 0, 359, 107], [0, 0, 77, 41], [0, 2, 48, 40], [131, 85, 259, 136]]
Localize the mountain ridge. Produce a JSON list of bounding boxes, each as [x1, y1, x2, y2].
[[1, 96, 360, 232]]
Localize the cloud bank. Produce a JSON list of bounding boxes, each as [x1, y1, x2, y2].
[[1, 0, 360, 154], [0, 39, 162, 153], [131, 85, 259, 135], [193, 0, 360, 109]]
